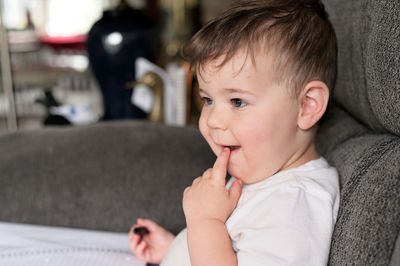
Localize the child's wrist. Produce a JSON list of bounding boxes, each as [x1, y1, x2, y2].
[[184, 209, 232, 225], [186, 217, 225, 230]]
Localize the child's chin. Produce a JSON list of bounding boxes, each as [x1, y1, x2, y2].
[[227, 165, 242, 180]]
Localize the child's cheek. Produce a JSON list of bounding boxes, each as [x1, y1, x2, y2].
[[199, 113, 213, 144], [198, 111, 208, 138]]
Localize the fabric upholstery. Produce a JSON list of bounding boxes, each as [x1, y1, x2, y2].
[[317, 106, 400, 265], [390, 235, 400, 266], [323, 0, 400, 135], [317, 0, 400, 264], [0, 121, 215, 234]]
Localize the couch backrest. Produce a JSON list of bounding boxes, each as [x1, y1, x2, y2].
[[325, 0, 400, 135], [317, 0, 400, 265], [0, 121, 215, 234]]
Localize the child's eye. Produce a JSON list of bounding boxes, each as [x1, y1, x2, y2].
[[202, 97, 213, 105], [231, 98, 247, 108]]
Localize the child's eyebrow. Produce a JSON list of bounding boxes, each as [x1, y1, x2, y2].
[[198, 88, 207, 94], [223, 88, 256, 96], [199, 87, 256, 96]]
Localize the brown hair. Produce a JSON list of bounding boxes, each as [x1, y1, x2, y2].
[[182, 0, 337, 96]]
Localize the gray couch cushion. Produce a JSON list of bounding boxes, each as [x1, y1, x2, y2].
[[317, 107, 400, 265], [318, 0, 400, 264], [323, 0, 400, 135], [0, 121, 215, 234], [390, 235, 400, 266]]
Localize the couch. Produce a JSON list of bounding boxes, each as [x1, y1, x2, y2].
[[0, 0, 399, 265]]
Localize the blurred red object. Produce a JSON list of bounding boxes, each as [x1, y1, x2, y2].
[[39, 34, 87, 50]]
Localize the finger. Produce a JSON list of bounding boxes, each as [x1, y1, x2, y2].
[[129, 233, 142, 252], [136, 240, 147, 258], [183, 186, 191, 196], [229, 179, 242, 204], [131, 241, 148, 260], [212, 147, 230, 184], [202, 168, 213, 179], [129, 238, 137, 253], [137, 218, 162, 233], [192, 177, 201, 186]]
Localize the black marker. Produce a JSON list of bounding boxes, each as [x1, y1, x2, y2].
[[134, 226, 149, 235]]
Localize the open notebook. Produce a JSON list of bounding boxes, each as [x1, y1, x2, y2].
[[0, 222, 145, 266]]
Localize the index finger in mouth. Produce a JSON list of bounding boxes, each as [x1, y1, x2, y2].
[[211, 147, 230, 184]]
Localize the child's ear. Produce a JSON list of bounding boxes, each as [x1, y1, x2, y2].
[[297, 80, 330, 130]]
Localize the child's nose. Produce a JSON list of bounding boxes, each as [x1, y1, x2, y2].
[[207, 106, 228, 130]]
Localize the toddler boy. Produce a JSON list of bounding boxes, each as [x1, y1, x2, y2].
[[129, 0, 339, 265]]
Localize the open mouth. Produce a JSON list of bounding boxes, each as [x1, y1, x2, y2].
[[225, 145, 240, 151]]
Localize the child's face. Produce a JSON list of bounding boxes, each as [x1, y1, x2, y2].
[[198, 50, 304, 184]]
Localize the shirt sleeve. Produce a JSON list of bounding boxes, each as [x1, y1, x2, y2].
[[229, 182, 336, 266]]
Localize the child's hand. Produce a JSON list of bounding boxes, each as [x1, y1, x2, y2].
[[128, 218, 175, 264], [183, 148, 242, 225]]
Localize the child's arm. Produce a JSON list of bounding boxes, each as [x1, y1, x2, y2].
[[129, 218, 175, 264], [183, 148, 242, 266]]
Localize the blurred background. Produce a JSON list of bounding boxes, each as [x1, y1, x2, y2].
[[0, 0, 235, 132]]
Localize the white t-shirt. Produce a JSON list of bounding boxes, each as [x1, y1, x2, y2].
[[161, 157, 340, 266]]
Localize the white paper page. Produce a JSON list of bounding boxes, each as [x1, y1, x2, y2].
[[0, 222, 145, 266]]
